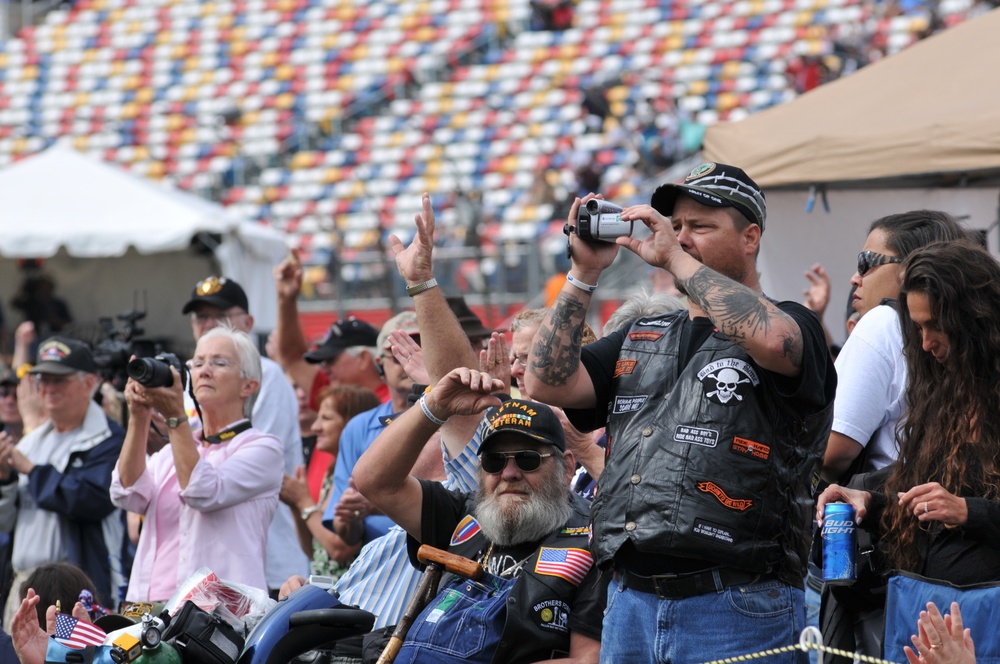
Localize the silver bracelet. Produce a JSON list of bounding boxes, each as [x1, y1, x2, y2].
[[418, 395, 446, 426], [406, 278, 439, 297]]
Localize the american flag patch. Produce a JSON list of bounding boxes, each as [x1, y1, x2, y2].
[[54, 613, 106, 648], [450, 515, 480, 545], [534, 547, 593, 586]]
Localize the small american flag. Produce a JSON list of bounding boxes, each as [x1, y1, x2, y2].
[[534, 547, 593, 586], [53, 613, 106, 648]]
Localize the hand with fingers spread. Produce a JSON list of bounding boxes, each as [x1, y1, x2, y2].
[[904, 602, 975, 664], [11, 589, 47, 664], [388, 329, 429, 385], [389, 192, 436, 286], [898, 482, 969, 528]]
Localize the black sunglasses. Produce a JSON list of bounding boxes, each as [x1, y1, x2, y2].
[[857, 250, 902, 277], [480, 450, 553, 474]]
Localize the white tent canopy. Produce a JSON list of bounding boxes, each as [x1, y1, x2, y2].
[[0, 146, 289, 351]]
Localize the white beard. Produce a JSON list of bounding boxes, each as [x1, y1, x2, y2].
[[474, 471, 571, 546]]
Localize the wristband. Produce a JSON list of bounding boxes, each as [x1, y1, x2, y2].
[[419, 395, 447, 426], [566, 273, 598, 293], [406, 278, 439, 297]]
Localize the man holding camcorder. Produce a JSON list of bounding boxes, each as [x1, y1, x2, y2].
[[526, 162, 837, 663]]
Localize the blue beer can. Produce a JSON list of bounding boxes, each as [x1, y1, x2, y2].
[[822, 502, 856, 584]]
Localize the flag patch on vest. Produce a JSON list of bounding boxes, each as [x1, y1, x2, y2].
[[614, 359, 638, 377], [697, 358, 760, 405], [628, 331, 664, 342], [697, 481, 753, 511], [612, 395, 648, 413], [450, 515, 481, 545], [693, 518, 736, 545], [731, 436, 770, 462], [534, 547, 593, 586], [674, 425, 719, 447]]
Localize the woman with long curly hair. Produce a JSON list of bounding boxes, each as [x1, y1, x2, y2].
[[817, 240, 1000, 661]]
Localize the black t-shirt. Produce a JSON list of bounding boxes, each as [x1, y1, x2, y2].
[[566, 302, 833, 433]]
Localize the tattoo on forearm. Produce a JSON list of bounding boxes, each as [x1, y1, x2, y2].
[[531, 293, 585, 386], [681, 266, 803, 368]]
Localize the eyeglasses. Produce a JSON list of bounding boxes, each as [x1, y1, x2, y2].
[[186, 357, 236, 370], [0, 386, 16, 398], [511, 354, 528, 366], [480, 450, 553, 474], [380, 353, 400, 365], [857, 250, 902, 277], [37, 373, 80, 386]]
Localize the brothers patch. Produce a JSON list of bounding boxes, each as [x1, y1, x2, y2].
[[533, 599, 570, 633]]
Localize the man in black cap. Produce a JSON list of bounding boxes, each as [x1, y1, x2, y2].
[[0, 337, 126, 623], [181, 275, 310, 596], [354, 369, 604, 664], [525, 162, 836, 662]]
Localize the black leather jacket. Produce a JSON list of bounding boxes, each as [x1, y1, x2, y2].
[[591, 311, 833, 587]]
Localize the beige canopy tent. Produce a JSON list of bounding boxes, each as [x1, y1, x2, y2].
[[704, 7, 1000, 188], [699, 9, 1000, 343]]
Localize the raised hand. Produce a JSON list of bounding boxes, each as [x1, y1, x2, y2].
[[389, 192, 436, 285]]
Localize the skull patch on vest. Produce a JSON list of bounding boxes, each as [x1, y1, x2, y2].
[[696, 358, 759, 405]]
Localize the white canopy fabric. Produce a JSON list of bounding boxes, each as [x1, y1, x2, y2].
[[0, 146, 288, 343], [704, 7, 1000, 188]]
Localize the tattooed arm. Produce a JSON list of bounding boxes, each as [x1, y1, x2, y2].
[[524, 196, 617, 407], [618, 204, 804, 377]]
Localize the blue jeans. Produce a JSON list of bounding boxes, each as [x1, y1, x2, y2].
[[600, 576, 808, 664]]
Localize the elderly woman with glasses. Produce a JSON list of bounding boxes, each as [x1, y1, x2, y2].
[[111, 326, 284, 602]]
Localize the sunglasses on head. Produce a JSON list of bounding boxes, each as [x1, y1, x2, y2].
[[480, 450, 553, 474], [857, 250, 902, 277]]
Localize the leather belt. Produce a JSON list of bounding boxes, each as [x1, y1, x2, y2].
[[613, 566, 769, 600]]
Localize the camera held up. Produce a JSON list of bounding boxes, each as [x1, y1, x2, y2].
[[127, 353, 186, 388], [570, 199, 634, 243]]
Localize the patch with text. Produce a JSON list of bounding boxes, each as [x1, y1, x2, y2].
[[696, 358, 760, 406], [693, 518, 737, 546], [673, 425, 719, 448], [612, 395, 648, 414], [533, 599, 571, 633], [697, 481, 753, 511], [614, 359, 638, 378], [731, 437, 770, 462], [628, 331, 664, 342]]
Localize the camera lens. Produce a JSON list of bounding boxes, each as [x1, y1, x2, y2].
[[586, 199, 603, 214], [126, 358, 175, 388]]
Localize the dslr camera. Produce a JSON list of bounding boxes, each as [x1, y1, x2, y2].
[[127, 352, 186, 388], [570, 199, 634, 243]]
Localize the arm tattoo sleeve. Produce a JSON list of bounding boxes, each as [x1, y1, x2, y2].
[[681, 266, 803, 368], [530, 293, 586, 386]]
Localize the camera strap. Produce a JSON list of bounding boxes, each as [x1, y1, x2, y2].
[[203, 419, 253, 445]]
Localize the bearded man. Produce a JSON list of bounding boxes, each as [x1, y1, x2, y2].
[[353, 368, 604, 664]]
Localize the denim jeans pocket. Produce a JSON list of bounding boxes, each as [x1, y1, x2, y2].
[[725, 579, 794, 619]]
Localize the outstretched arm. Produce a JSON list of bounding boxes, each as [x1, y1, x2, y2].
[[273, 251, 320, 392]]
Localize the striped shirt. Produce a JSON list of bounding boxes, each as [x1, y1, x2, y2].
[[333, 430, 481, 628]]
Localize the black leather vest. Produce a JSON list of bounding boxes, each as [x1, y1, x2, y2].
[[591, 310, 832, 586]]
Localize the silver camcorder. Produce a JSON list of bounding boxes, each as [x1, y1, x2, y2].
[[574, 200, 633, 243]]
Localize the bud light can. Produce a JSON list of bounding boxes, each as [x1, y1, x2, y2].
[[822, 502, 856, 584]]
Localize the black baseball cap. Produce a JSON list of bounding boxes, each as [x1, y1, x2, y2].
[[181, 276, 249, 314], [29, 336, 98, 375], [480, 398, 566, 452], [304, 318, 380, 363], [445, 296, 493, 340], [651, 162, 767, 231]]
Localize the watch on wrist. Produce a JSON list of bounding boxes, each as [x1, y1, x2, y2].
[[300, 505, 323, 521], [405, 278, 438, 297], [165, 416, 185, 430]]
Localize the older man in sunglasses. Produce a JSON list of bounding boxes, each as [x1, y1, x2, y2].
[[353, 369, 604, 664]]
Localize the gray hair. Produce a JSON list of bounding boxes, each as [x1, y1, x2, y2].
[[603, 289, 685, 336], [198, 325, 262, 419], [510, 308, 548, 334]]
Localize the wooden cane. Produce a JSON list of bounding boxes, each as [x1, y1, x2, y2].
[[375, 545, 484, 664]]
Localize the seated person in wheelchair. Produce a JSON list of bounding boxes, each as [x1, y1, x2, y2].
[[354, 369, 605, 664]]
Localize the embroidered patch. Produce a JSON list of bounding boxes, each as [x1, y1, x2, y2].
[[673, 425, 719, 448], [697, 481, 753, 511], [628, 331, 664, 342], [614, 359, 638, 378], [693, 518, 736, 545], [534, 547, 593, 586], [612, 395, 648, 414], [696, 358, 760, 405], [686, 162, 717, 180], [558, 526, 589, 537], [533, 599, 571, 633], [450, 515, 480, 546], [635, 317, 673, 328], [731, 436, 770, 462]]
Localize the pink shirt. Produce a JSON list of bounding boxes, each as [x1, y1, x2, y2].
[[111, 424, 284, 602]]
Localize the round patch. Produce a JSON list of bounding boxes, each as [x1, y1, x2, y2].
[[540, 608, 553, 623], [686, 162, 716, 181]]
